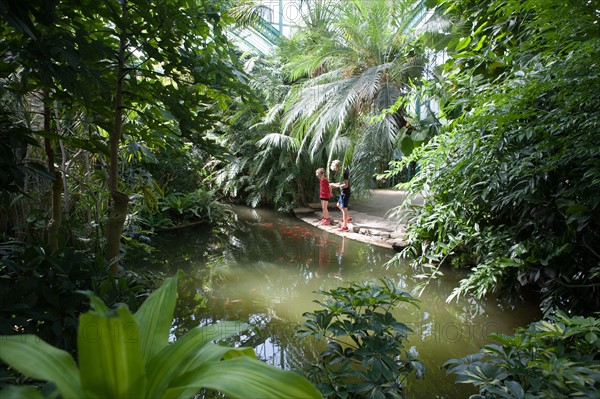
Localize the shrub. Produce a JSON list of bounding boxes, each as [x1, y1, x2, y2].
[[444, 311, 600, 398], [297, 278, 423, 399]]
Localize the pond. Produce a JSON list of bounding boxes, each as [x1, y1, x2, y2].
[[147, 206, 541, 398]]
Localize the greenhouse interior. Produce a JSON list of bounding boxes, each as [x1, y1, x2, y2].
[[1, 1, 599, 398]]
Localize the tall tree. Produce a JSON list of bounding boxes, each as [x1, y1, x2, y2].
[[0, 0, 83, 249]]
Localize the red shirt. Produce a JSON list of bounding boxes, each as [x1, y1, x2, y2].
[[319, 178, 331, 199]]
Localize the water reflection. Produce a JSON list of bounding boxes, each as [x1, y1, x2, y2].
[[148, 206, 540, 398]]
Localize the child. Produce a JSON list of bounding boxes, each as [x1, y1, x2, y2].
[[330, 160, 352, 231], [315, 168, 332, 225]]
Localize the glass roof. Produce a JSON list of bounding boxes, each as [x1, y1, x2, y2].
[[230, 0, 305, 54], [230, 1, 431, 54]]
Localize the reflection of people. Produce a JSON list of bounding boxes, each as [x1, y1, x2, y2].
[[316, 235, 346, 280], [330, 160, 352, 231], [336, 236, 347, 266], [315, 167, 332, 225], [318, 232, 331, 269]]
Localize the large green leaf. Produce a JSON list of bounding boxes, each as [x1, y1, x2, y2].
[[0, 335, 84, 398], [400, 135, 415, 156], [78, 306, 146, 398], [145, 321, 246, 398], [134, 273, 178, 363], [166, 356, 323, 399], [0, 385, 45, 399], [199, 342, 256, 361]]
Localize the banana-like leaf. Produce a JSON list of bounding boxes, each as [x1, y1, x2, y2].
[[0, 385, 45, 399], [145, 321, 247, 398], [134, 274, 178, 363], [78, 306, 146, 398], [165, 356, 323, 399], [0, 335, 84, 398]]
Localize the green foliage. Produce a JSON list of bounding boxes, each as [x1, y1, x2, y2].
[[393, 0, 600, 314], [0, 0, 254, 259], [0, 246, 96, 353], [0, 244, 162, 354], [140, 143, 206, 196], [0, 113, 44, 196], [148, 188, 232, 228], [213, 53, 315, 211], [444, 311, 600, 398], [219, 2, 434, 208], [0, 274, 323, 399], [297, 278, 423, 398]]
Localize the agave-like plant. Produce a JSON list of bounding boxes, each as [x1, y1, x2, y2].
[[0, 273, 322, 399]]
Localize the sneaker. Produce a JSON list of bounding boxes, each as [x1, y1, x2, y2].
[[348, 217, 353, 222], [338, 226, 349, 232], [322, 219, 331, 225]]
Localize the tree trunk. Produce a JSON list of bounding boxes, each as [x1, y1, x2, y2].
[[106, 191, 129, 274], [106, 1, 129, 276], [44, 97, 62, 251], [54, 103, 70, 219]]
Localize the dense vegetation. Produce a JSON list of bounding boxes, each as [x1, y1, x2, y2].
[[217, 0, 436, 210], [388, 0, 600, 316], [298, 279, 423, 398], [224, 0, 600, 316], [0, 0, 248, 268], [1, 0, 599, 397]]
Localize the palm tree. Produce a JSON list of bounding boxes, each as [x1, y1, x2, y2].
[[274, 0, 430, 193]]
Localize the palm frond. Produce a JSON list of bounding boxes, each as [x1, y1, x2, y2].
[[330, 135, 352, 157], [253, 102, 285, 127], [229, 1, 274, 28], [351, 122, 394, 194], [281, 80, 341, 133], [256, 133, 300, 153], [272, 0, 431, 192]]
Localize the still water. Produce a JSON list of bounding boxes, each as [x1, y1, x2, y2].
[[149, 206, 540, 398]]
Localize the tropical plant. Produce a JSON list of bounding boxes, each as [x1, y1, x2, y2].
[[388, 0, 600, 314], [212, 51, 317, 211], [270, 0, 432, 195], [1, 0, 252, 273], [0, 273, 323, 399], [0, 245, 98, 354], [297, 278, 424, 398], [444, 311, 600, 398], [152, 188, 232, 228]]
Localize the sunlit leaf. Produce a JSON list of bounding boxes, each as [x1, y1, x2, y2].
[[134, 273, 178, 363], [145, 322, 247, 398], [78, 306, 146, 398], [166, 356, 323, 399], [0, 335, 84, 399]]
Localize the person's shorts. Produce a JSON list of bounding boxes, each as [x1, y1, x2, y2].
[[337, 193, 350, 208], [320, 197, 330, 201]]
